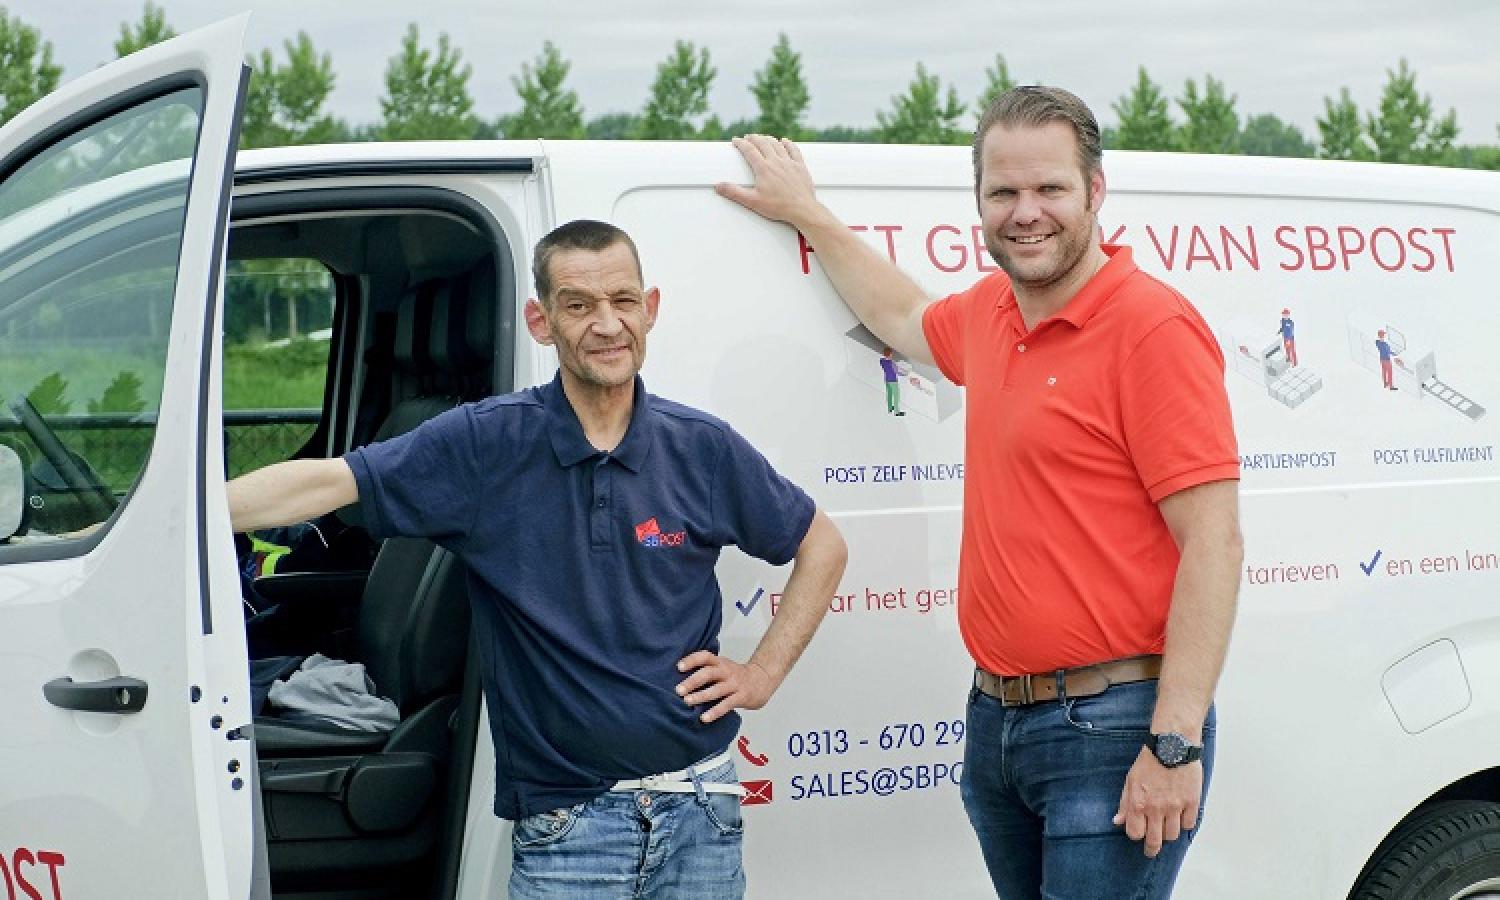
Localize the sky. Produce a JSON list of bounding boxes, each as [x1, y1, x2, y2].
[[13, 0, 1500, 142]]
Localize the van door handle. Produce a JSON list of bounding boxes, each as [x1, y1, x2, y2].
[[43, 676, 149, 713]]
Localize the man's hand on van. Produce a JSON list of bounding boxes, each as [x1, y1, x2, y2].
[[716, 135, 827, 229], [1112, 749, 1203, 858], [717, 137, 938, 366], [675, 651, 778, 724]]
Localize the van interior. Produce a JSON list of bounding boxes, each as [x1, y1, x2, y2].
[[227, 188, 513, 900]]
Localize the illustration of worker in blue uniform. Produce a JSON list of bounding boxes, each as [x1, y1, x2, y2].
[[1376, 329, 1400, 390], [880, 348, 906, 416], [1279, 308, 1298, 366]]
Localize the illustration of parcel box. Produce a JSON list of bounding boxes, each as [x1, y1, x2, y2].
[[844, 324, 963, 422]]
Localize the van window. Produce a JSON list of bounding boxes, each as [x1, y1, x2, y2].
[[223, 258, 334, 477], [0, 88, 202, 548]]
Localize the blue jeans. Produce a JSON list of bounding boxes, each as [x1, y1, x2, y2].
[[960, 680, 1216, 899], [509, 756, 744, 899]]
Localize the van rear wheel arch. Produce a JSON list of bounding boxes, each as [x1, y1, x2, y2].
[[1350, 799, 1500, 900]]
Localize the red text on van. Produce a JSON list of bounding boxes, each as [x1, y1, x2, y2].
[[0, 848, 66, 900]]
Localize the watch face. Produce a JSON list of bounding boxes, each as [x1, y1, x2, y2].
[[1156, 733, 1189, 766]]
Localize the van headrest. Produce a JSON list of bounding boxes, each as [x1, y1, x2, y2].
[[427, 261, 495, 374], [393, 284, 437, 376]]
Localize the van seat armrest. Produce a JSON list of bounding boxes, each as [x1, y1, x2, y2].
[[259, 752, 437, 835], [260, 756, 357, 795]]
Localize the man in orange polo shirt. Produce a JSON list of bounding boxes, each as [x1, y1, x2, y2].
[[719, 86, 1242, 898]]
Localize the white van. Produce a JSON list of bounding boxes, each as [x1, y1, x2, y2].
[[2, 18, 1498, 900]]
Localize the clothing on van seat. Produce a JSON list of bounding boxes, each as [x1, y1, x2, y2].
[[265, 653, 400, 733], [922, 245, 1239, 676], [249, 655, 304, 715], [344, 374, 815, 820]]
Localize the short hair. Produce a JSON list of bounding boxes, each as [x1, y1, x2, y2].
[[532, 219, 643, 303], [972, 85, 1103, 185]]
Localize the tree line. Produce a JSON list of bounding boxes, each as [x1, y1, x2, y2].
[[1, 4, 1496, 170]]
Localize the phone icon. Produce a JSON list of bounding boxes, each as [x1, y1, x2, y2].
[[737, 735, 769, 767]]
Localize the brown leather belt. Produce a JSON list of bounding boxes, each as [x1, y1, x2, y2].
[[974, 655, 1162, 707]]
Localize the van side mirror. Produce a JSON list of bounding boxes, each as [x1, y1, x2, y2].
[[0, 443, 25, 540]]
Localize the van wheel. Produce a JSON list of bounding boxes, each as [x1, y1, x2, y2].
[[1352, 800, 1500, 900]]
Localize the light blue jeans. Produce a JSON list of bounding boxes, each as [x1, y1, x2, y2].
[[508, 755, 744, 899], [960, 680, 1216, 899]]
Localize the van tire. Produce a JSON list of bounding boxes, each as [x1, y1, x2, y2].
[[1352, 800, 1500, 900]]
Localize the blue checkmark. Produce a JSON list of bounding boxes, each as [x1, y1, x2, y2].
[[1359, 550, 1383, 576], [736, 588, 764, 616]]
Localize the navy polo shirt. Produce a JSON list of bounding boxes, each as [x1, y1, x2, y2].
[[345, 374, 815, 820]]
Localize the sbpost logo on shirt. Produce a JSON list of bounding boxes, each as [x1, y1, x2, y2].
[[635, 516, 687, 548]]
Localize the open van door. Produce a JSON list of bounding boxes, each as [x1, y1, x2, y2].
[[0, 17, 256, 899]]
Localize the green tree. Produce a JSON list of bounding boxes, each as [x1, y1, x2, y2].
[[88, 372, 146, 415], [721, 118, 758, 139], [1239, 113, 1315, 158], [973, 53, 1017, 121], [0, 8, 61, 125], [504, 41, 584, 139], [635, 41, 716, 140], [1111, 67, 1175, 151], [242, 33, 345, 149], [698, 114, 726, 141], [1456, 144, 1500, 171], [876, 63, 967, 145], [1317, 87, 1372, 160], [26, 372, 71, 415], [114, 2, 175, 57], [814, 125, 879, 143], [379, 24, 478, 141], [750, 33, 810, 139], [585, 112, 640, 140], [1366, 59, 1458, 165], [1176, 75, 1239, 154]]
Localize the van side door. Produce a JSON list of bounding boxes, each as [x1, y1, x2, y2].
[[0, 17, 255, 898]]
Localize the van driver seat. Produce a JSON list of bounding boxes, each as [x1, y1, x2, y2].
[[251, 267, 493, 890]]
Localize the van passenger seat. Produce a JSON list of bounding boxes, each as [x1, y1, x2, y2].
[[252, 265, 495, 888]]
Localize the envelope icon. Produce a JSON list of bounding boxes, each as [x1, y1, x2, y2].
[[741, 780, 773, 805]]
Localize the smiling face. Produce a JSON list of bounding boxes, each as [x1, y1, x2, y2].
[[525, 241, 659, 393], [977, 122, 1105, 298]]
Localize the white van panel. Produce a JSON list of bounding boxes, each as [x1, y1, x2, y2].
[[538, 141, 1500, 899]]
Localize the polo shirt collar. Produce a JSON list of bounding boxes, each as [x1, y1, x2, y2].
[[1053, 244, 1138, 329], [543, 373, 655, 472]]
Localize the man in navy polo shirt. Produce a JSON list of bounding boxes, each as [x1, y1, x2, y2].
[[228, 219, 847, 898]]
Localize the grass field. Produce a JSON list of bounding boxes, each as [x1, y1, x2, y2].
[[1, 339, 329, 498], [1, 338, 328, 414]]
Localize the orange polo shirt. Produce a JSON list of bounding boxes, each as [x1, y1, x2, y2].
[[923, 245, 1238, 676]]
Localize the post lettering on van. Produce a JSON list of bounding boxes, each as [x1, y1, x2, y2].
[[0, 848, 66, 900]]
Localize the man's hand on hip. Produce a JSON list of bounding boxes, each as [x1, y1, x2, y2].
[[675, 651, 778, 724], [716, 135, 825, 228], [1112, 748, 1203, 857]]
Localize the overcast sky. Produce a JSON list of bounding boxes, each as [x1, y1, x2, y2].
[[14, 0, 1500, 142]]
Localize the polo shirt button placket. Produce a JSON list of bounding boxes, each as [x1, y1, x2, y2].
[[590, 459, 612, 548]]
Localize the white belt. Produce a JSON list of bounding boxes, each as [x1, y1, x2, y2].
[[609, 749, 745, 796]]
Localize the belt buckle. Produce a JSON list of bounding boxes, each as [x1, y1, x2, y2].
[[639, 773, 667, 790], [1017, 675, 1033, 706]]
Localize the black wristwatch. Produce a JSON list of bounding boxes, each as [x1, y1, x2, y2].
[[1144, 732, 1202, 768]]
